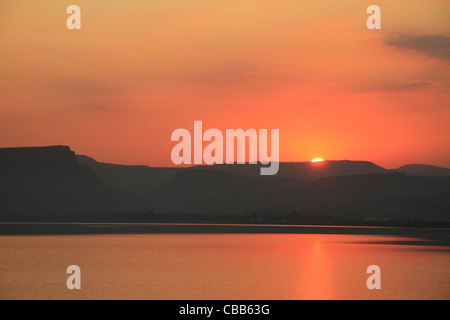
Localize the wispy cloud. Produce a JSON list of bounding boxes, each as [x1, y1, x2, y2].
[[366, 81, 443, 92], [187, 60, 271, 87], [385, 34, 450, 61]]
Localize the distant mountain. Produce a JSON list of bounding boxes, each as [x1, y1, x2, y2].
[[153, 173, 450, 219], [75, 155, 450, 219], [158, 169, 307, 196], [192, 160, 387, 179], [76, 155, 185, 196], [397, 164, 450, 177], [0, 146, 149, 216], [2, 146, 449, 221], [152, 169, 309, 212], [77, 156, 388, 198], [274, 173, 450, 219]]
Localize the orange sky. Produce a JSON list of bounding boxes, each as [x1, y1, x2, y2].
[[1, 0, 449, 168]]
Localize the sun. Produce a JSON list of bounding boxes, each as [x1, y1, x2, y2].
[[311, 157, 324, 162]]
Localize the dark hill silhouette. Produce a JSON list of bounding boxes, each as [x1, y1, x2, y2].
[[77, 156, 389, 198], [274, 173, 450, 218], [150, 168, 306, 213], [397, 164, 450, 176], [2, 146, 449, 222], [192, 160, 387, 179], [76, 154, 184, 197], [74, 154, 450, 219], [0, 146, 149, 216], [153, 173, 450, 219], [155, 169, 308, 204]]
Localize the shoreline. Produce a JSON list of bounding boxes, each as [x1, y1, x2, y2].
[[1, 222, 450, 246]]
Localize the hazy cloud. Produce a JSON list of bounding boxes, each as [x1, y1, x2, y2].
[[71, 104, 114, 112], [366, 81, 442, 92], [47, 77, 118, 96], [179, 60, 303, 96], [191, 60, 266, 86], [385, 34, 450, 61]]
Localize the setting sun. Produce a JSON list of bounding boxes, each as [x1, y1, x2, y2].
[[311, 158, 324, 162]]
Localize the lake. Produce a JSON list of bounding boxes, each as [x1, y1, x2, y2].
[[0, 224, 449, 300]]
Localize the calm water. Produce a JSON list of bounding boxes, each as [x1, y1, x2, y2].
[[0, 231, 449, 299]]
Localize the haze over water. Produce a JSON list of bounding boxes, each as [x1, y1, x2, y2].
[[1, 230, 449, 300]]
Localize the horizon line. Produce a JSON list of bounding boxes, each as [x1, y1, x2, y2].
[[1, 144, 449, 170]]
